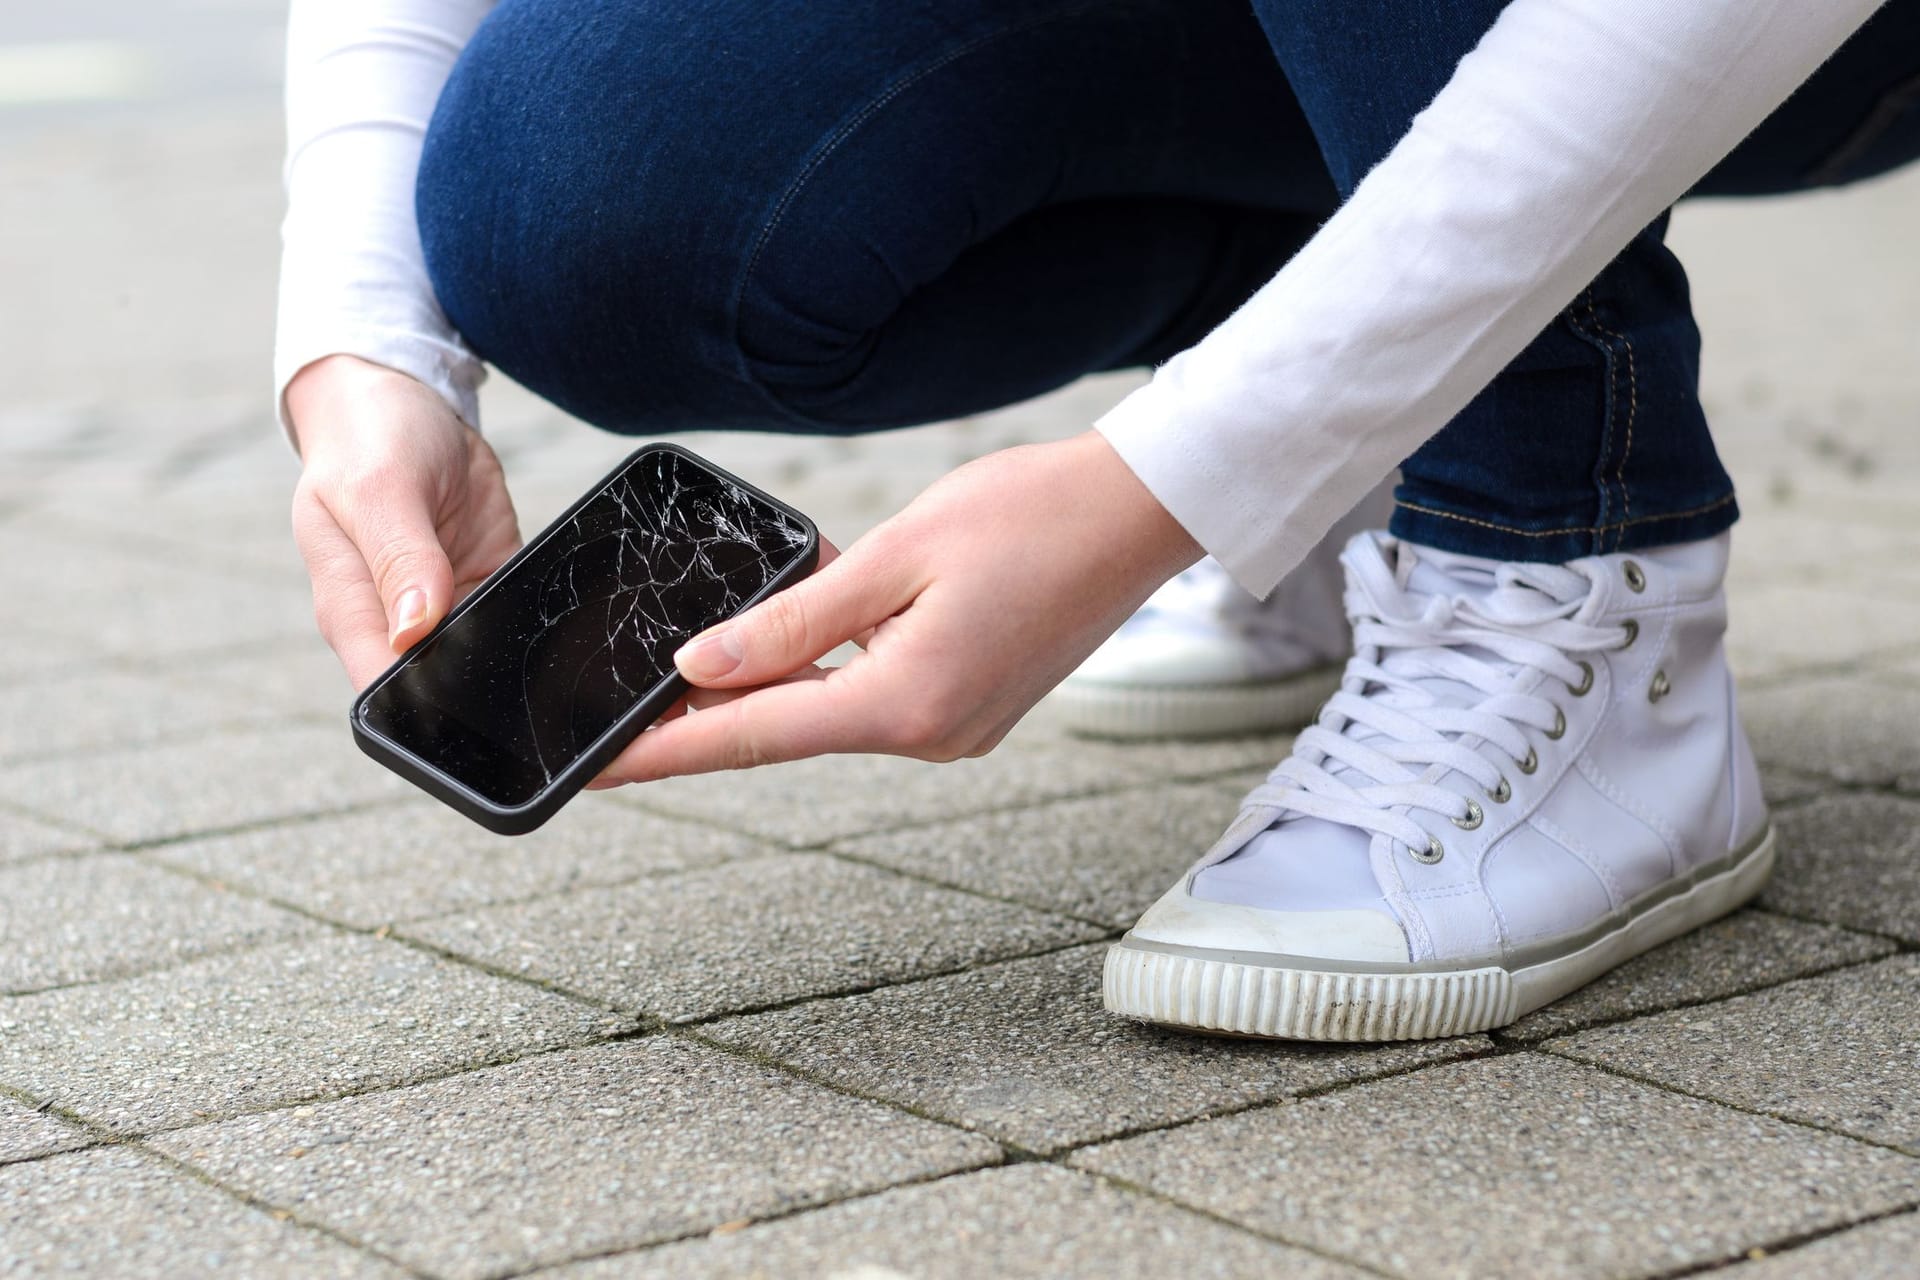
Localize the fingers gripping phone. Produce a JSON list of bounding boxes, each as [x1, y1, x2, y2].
[[351, 444, 819, 835]]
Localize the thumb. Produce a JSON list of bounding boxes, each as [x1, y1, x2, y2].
[[349, 492, 456, 653], [675, 537, 893, 687]]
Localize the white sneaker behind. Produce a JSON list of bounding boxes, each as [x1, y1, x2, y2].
[[1049, 476, 1397, 739], [1106, 530, 1772, 1040]]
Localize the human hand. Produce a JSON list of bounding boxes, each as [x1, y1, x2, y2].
[[593, 430, 1201, 781], [287, 355, 522, 689]]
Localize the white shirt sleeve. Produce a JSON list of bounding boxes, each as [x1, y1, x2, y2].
[[275, 0, 496, 436], [1097, 0, 1887, 596]]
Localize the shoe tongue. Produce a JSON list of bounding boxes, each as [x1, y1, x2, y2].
[[1399, 542, 1500, 601], [1373, 542, 1507, 713]]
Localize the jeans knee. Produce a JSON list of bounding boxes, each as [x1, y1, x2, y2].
[[415, 3, 798, 434]]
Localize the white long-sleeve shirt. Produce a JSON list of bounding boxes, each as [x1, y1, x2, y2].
[[277, 0, 1885, 593]]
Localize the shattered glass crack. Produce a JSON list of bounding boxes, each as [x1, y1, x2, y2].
[[359, 448, 812, 808]]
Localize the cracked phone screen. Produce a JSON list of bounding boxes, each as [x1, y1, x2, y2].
[[357, 449, 812, 809]]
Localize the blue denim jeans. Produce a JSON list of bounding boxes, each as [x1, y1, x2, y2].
[[417, 0, 1920, 562]]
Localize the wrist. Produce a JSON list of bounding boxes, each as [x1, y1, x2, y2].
[[1070, 428, 1202, 585], [285, 355, 425, 456]]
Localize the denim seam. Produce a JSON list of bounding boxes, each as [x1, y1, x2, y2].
[[1582, 295, 1638, 544], [1562, 289, 1624, 553], [1391, 491, 1735, 539], [727, 1, 1104, 419]]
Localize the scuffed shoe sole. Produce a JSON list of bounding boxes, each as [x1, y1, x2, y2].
[[1104, 826, 1775, 1041], [1050, 663, 1341, 740]]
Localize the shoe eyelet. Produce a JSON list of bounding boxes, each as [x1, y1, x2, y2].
[[1545, 706, 1567, 740], [1452, 800, 1484, 831], [1568, 660, 1593, 697], [1410, 835, 1445, 864], [1623, 560, 1646, 593], [1619, 619, 1639, 649], [1649, 670, 1671, 703], [1489, 777, 1511, 804], [1518, 746, 1538, 775]]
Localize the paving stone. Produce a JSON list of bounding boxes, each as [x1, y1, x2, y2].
[[1503, 909, 1897, 1043], [169, 639, 358, 721], [837, 783, 1236, 927], [0, 522, 312, 661], [0, 808, 97, 864], [558, 1164, 1369, 1280], [1765, 793, 1920, 943], [0, 669, 278, 766], [1726, 582, 1920, 679], [704, 944, 1488, 1154], [404, 853, 1101, 1023], [0, 854, 317, 993], [0, 1146, 402, 1277], [151, 796, 770, 928], [1756, 764, 1830, 808], [0, 1096, 89, 1166], [1724, 1211, 1920, 1280], [0, 724, 410, 843], [615, 737, 1187, 847], [0, 622, 101, 684], [1073, 1053, 1920, 1279], [1549, 956, 1920, 1155], [1741, 675, 1920, 790], [149, 1037, 1002, 1279], [0, 934, 629, 1134]]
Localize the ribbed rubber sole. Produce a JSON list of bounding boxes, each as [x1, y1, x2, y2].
[[1105, 826, 1775, 1041], [1049, 664, 1341, 740]]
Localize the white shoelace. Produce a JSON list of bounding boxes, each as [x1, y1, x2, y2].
[[1241, 539, 1633, 857]]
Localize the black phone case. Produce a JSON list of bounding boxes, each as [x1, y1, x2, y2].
[[349, 443, 820, 836]]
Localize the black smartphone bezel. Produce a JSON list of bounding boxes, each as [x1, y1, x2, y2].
[[349, 442, 820, 836]]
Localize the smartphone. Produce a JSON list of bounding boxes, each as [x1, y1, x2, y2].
[[351, 443, 819, 835]]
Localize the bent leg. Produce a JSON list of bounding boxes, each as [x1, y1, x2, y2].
[[416, 0, 1334, 437]]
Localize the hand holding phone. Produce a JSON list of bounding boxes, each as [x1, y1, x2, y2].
[[352, 445, 818, 834]]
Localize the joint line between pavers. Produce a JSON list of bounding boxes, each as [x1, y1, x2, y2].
[[1489, 939, 1908, 1046], [668, 933, 1118, 1032], [607, 768, 1239, 851], [818, 844, 1123, 931], [1635, 1198, 1920, 1280], [126, 1137, 441, 1280], [501, 1161, 1009, 1278], [1532, 1042, 1920, 1160], [1748, 903, 1917, 954], [111, 794, 421, 856], [1068, 1166, 1401, 1280]]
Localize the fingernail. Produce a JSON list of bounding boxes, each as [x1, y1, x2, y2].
[[393, 588, 427, 640], [677, 628, 743, 681]]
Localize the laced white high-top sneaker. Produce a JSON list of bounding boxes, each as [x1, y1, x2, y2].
[[1104, 530, 1771, 1041], [1050, 479, 1396, 739]]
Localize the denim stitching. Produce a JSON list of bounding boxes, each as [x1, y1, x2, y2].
[[1563, 290, 1623, 554], [729, 2, 1104, 400], [1582, 297, 1638, 546], [1392, 492, 1735, 539]]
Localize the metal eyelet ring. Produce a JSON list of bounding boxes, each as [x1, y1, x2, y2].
[[1649, 670, 1671, 703], [1545, 706, 1567, 740], [1410, 835, 1445, 864], [1620, 619, 1639, 649], [1623, 560, 1647, 593], [1452, 800, 1484, 831], [1568, 661, 1593, 697], [1489, 777, 1511, 804], [1518, 746, 1538, 775]]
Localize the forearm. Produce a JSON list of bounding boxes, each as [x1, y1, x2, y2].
[[1098, 0, 1885, 595], [276, 0, 496, 437]]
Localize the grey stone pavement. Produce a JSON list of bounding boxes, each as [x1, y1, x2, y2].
[[3, 3, 1920, 1276]]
